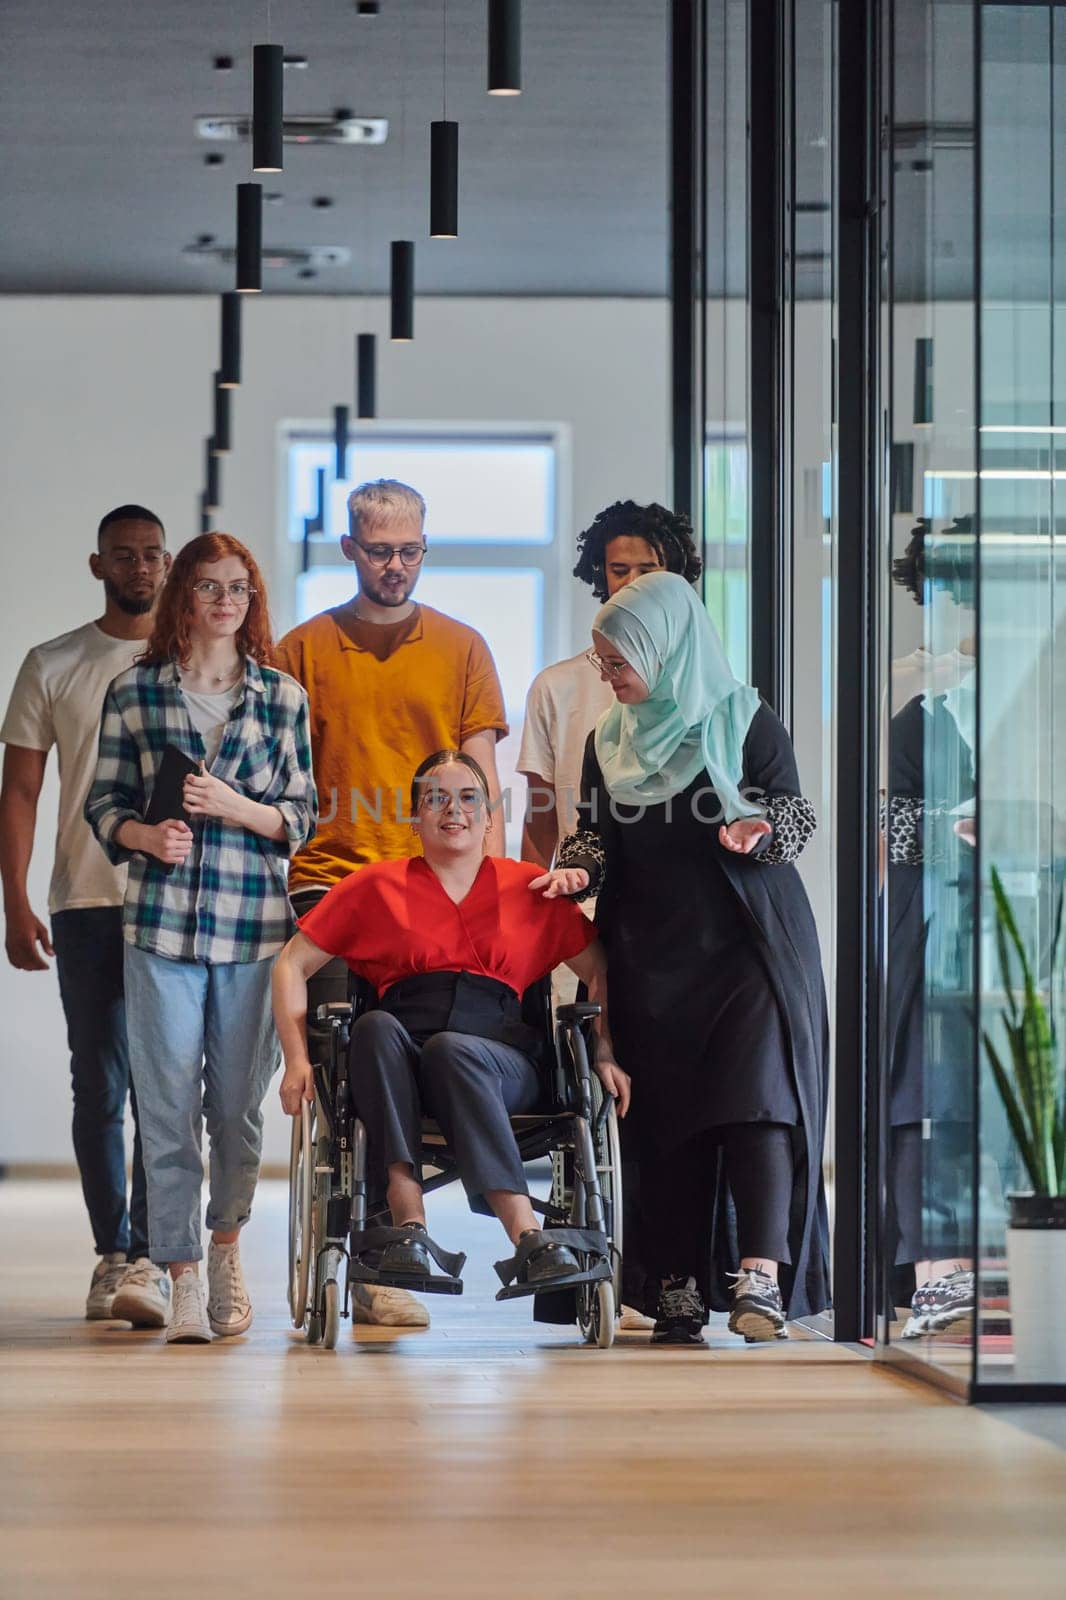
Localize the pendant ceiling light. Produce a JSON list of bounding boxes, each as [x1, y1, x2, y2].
[[487, 0, 521, 95], [219, 292, 242, 386], [253, 43, 284, 172], [199, 493, 211, 534], [390, 240, 414, 340], [334, 404, 350, 479], [431, 2, 458, 237], [357, 333, 377, 419], [236, 182, 263, 292], [213, 373, 232, 454], [205, 444, 221, 513]]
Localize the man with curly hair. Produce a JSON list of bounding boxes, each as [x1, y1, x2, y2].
[[519, 501, 703, 869]]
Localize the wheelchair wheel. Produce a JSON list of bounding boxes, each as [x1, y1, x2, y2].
[[590, 1077, 624, 1305], [288, 1099, 314, 1328], [322, 1277, 341, 1349], [580, 1279, 616, 1349]]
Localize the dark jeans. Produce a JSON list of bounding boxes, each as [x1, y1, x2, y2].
[[348, 1010, 542, 1215], [51, 907, 148, 1258]]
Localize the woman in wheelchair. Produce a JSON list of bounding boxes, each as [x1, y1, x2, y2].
[[273, 749, 629, 1296]]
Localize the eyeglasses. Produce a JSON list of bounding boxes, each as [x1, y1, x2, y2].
[[109, 550, 166, 569], [356, 542, 427, 569], [585, 648, 628, 680], [192, 580, 256, 603], [417, 786, 485, 813]]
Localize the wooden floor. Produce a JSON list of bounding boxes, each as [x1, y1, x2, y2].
[[2, 1180, 1065, 1600]]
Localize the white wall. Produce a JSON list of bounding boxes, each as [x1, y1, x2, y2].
[[0, 294, 670, 1168]]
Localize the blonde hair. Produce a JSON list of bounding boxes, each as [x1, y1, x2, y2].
[[347, 479, 426, 539]]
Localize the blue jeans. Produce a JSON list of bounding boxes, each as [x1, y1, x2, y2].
[[123, 944, 280, 1265], [51, 907, 148, 1259]]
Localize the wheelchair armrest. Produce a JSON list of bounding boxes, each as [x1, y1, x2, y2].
[[555, 1002, 600, 1025], [314, 1001, 354, 1025]]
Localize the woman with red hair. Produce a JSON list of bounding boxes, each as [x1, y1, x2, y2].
[[86, 534, 316, 1346]]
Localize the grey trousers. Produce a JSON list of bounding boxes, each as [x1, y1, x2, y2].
[[348, 1011, 543, 1214]]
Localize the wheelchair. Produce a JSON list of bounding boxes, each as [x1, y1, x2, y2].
[[287, 975, 623, 1351]]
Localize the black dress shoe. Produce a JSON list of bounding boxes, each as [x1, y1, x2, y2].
[[379, 1222, 432, 1277], [518, 1230, 582, 1285]]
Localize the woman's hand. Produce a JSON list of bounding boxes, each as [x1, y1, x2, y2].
[[594, 1054, 631, 1117], [528, 866, 589, 899], [279, 1058, 314, 1116], [183, 763, 246, 826], [140, 818, 194, 865], [718, 818, 773, 856]]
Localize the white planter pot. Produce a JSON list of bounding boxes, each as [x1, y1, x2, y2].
[[1006, 1195, 1066, 1384]]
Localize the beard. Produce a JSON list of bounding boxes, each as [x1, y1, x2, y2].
[[104, 577, 155, 617], [362, 573, 412, 607]]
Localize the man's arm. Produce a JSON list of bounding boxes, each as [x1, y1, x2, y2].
[[520, 772, 558, 868], [0, 746, 54, 970], [461, 728, 507, 857]]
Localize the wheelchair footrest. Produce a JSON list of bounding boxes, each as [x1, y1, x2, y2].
[[348, 1224, 466, 1295], [349, 1262, 465, 1296], [493, 1226, 612, 1301], [495, 1262, 611, 1302]]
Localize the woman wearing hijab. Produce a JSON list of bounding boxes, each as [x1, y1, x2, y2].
[[535, 571, 830, 1346]]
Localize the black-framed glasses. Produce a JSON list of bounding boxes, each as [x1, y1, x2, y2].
[[192, 580, 256, 603], [356, 541, 427, 569], [585, 648, 627, 680]]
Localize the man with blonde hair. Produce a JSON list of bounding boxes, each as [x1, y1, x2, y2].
[[275, 477, 508, 1329]]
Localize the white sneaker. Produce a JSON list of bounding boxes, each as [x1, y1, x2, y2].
[[165, 1270, 213, 1344], [619, 1303, 656, 1332], [111, 1258, 172, 1328], [207, 1239, 253, 1337], [86, 1253, 128, 1320], [351, 1283, 430, 1328]]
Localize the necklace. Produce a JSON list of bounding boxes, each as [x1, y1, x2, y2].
[[181, 660, 243, 690]]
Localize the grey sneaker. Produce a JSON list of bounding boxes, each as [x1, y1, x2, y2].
[[111, 1258, 172, 1328], [727, 1267, 788, 1343], [207, 1240, 253, 1337], [86, 1253, 128, 1320], [165, 1271, 213, 1344], [900, 1267, 975, 1339]]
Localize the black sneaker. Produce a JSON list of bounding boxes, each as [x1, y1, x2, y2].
[[727, 1268, 787, 1343], [900, 1267, 975, 1339], [651, 1277, 707, 1346]]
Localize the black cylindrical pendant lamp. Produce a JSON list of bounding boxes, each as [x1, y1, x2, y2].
[[213, 374, 232, 454], [390, 241, 414, 341], [430, 120, 459, 238], [357, 333, 377, 419], [219, 292, 242, 387], [236, 183, 263, 292], [488, 0, 521, 94], [253, 43, 284, 172], [205, 444, 221, 512], [199, 492, 211, 534], [333, 404, 350, 479]]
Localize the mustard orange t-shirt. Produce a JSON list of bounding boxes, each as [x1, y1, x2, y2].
[[274, 603, 508, 887]]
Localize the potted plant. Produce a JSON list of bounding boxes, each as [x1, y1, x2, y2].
[[983, 868, 1066, 1383]]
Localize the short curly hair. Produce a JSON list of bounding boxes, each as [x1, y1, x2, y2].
[[573, 500, 703, 601]]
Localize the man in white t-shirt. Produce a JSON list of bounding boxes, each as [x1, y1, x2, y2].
[[518, 501, 704, 1334], [0, 505, 173, 1326]]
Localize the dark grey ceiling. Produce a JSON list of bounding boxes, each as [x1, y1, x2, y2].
[[0, 0, 670, 297]]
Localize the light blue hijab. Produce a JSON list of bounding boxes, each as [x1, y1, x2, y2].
[[592, 571, 763, 821]]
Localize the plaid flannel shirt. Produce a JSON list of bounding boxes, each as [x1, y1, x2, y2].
[[85, 658, 317, 964]]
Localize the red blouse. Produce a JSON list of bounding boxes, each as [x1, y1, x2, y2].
[[298, 856, 597, 998]]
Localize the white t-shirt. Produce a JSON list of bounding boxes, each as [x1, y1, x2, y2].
[[517, 651, 614, 844], [182, 682, 243, 768], [1, 622, 142, 914]]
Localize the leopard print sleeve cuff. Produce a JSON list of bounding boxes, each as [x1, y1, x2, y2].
[[758, 795, 817, 865], [556, 827, 606, 902]]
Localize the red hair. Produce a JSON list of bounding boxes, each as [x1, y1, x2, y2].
[[140, 533, 276, 668]]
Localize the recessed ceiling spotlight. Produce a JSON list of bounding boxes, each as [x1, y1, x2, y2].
[[265, 191, 285, 204], [357, 3, 381, 14], [204, 152, 225, 167], [311, 195, 334, 209], [283, 54, 309, 69], [213, 55, 234, 72], [197, 232, 216, 246], [298, 268, 318, 279]]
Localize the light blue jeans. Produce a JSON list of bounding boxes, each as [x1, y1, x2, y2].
[[123, 944, 280, 1264]]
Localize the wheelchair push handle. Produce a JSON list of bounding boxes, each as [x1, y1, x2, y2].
[[314, 1001, 354, 1025], [555, 1001, 601, 1025]]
